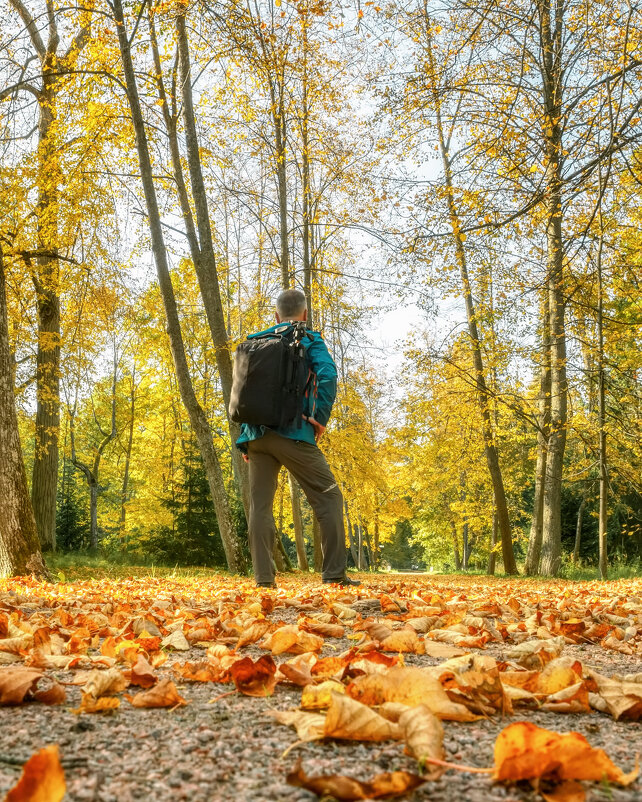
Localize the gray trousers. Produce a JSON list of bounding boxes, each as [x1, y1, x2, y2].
[[247, 430, 347, 583]]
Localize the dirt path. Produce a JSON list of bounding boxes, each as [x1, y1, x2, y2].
[[0, 573, 639, 802]]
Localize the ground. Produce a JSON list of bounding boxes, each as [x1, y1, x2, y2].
[[0, 570, 640, 802]]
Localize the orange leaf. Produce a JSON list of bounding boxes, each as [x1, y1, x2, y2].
[[493, 722, 639, 785], [5, 745, 65, 802], [230, 655, 277, 697], [128, 654, 157, 688], [286, 759, 425, 800], [0, 668, 43, 705], [125, 678, 187, 708]]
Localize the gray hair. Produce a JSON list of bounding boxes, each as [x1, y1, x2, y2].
[[276, 288, 307, 319]]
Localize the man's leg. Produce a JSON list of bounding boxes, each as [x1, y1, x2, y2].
[[262, 432, 347, 582], [247, 440, 281, 584]]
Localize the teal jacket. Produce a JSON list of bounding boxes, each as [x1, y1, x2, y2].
[[235, 322, 338, 452]]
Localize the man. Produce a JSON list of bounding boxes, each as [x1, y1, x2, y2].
[[236, 288, 359, 589]]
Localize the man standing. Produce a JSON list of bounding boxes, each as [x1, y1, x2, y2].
[[236, 289, 359, 589]]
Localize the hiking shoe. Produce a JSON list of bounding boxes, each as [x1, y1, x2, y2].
[[323, 576, 361, 587], [256, 581, 277, 589]]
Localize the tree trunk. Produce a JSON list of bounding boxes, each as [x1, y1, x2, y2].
[[119, 371, 136, 549], [539, 0, 567, 577], [173, 13, 250, 513], [596, 219, 608, 579], [0, 243, 47, 578], [424, 12, 517, 574], [462, 522, 470, 570], [313, 515, 323, 572], [289, 476, 308, 570], [573, 496, 586, 564], [487, 511, 497, 575], [525, 290, 551, 574], [450, 521, 462, 571], [113, 0, 246, 573], [345, 501, 359, 567]]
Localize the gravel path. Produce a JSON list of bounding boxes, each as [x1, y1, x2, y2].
[[0, 573, 640, 802]]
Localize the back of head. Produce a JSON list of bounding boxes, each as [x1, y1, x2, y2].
[[276, 288, 307, 321]]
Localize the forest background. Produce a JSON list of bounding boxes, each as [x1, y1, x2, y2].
[[0, 0, 640, 580]]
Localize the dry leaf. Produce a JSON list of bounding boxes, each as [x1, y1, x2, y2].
[[261, 625, 324, 655], [504, 637, 565, 670], [5, 744, 65, 802], [237, 619, 271, 648], [540, 780, 586, 802], [347, 666, 478, 721], [324, 692, 402, 741], [399, 704, 444, 770], [73, 694, 120, 714], [586, 669, 642, 720], [493, 721, 639, 785], [301, 680, 345, 710], [0, 668, 43, 705], [287, 759, 425, 800], [128, 654, 157, 688], [81, 667, 128, 699], [230, 655, 277, 697], [125, 678, 187, 708], [268, 709, 326, 741], [160, 629, 190, 651]]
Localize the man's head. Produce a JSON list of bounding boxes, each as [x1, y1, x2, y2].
[[276, 288, 308, 323]]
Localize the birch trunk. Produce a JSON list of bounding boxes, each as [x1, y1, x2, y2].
[[113, 0, 246, 573]]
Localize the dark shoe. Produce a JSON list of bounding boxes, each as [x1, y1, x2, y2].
[[323, 576, 361, 587], [256, 581, 277, 589]]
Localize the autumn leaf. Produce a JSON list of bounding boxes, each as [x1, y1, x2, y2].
[[261, 625, 324, 655], [504, 637, 565, 670], [493, 722, 639, 785], [398, 704, 445, 771], [586, 669, 642, 720], [0, 668, 43, 705], [5, 745, 65, 802], [230, 654, 277, 697], [128, 654, 157, 688], [125, 678, 187, 708], [286, 759, 425, 800], [301, 680, 345, 710], [347, 666, 479, 721], [323, 692, 402, 741], [268, 709, 326, 741]]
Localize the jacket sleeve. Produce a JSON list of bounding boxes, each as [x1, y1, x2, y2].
[[306, 333, 338, 427]]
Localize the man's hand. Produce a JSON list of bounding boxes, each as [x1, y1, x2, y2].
[[242, 453, 249, 463], [303, 415, 326, 442]]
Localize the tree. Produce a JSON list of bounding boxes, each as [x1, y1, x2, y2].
[[0, 243, 47, 576]]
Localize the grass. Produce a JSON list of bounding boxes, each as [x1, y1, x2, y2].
[[45, 552, 230, 582]]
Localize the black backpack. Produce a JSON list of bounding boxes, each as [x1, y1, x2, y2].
[[229, 322, 313, 429]]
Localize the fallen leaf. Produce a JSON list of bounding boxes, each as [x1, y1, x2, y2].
[[5, 744, 65, 802], [261, 625, 324, 655], [347, 667, 478, 721], [128, 654, 157, 688], [586, 669, 642, 720], [230, 654, 277, 697], [160, 629, 190, 651], [0, 668, 43, 705], [125, 678, 187, 708], [493, 721, 639, 785], [268, 709, 326, 741], [324, 692, 402, 741], [504, 637, 565, 670], [286, 759, 425, 800], [399, 704, 444, 770], [301, 680, 345, 710], [81, 667, 128, 699]]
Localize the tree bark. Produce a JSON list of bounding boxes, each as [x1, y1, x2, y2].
[[450, 521, 462, 571], [119, 370, 136, 549], [312, 515, 323, 572], [172, 11, 250, 513], [573, 496, 586, 564], [539, 0, 567, 577], [0, 243, 47, 578], [289, 476, 308, 571], [525, 290, 551, 574], [487, 511, 497, 575], [112, 0, 246, 573], [345, 501, 359, 567], [424, 10, 517, 574]]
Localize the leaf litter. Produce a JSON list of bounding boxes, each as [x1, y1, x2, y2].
[[0, 573, 639, 801]]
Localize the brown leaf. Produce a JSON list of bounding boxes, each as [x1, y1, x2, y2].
[[32, 681, 66, 706], [438, 654, 512, 716], [237, 619, 271, 648], [493, 721, 639, 785], [160, 629, 190, 651], [73, 694, 120, 714], [399, 704, 444, 771], [268, 709, 326, 741], [347, 667, 478, 721], [504, 637, 565, 670], [299, 618, 345, 639], [261, 625, 324, 655], [276, 653, 317, 686], [540, 780, 586, 802], [286, 759, 425, 800], [324, 692, 402, 741], [172, 660, 225, 682], [230, 655, 277, 697], [125, 678, 187, 708], [301, 680, 345, 710], [5, 744, 65, 802], [128, 654, 157, 688], [586, 669, 642, 720], [379, 629, 425, 654], [0, 668, 43, 705], [81, 667, 129, 699]]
